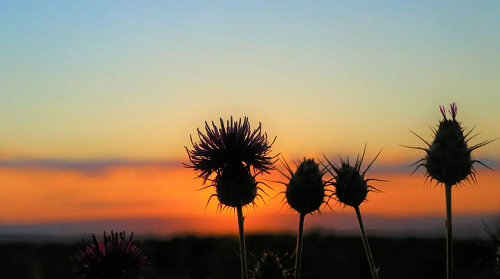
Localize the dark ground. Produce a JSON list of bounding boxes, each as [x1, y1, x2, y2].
[[0, 232, 498, 279]]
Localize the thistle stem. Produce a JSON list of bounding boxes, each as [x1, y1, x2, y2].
[[294, 213, 306, 279], [445, 183, 453, 279], [237, 206, 248, 279], [354, 205, 379, 279]]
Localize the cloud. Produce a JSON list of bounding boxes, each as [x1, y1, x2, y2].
[[371, 157, 500, 174], [0, 158, 182, 174], [75, 200, 165, 209], [0, 157, 498, 175], [283, 156, 500, 175]]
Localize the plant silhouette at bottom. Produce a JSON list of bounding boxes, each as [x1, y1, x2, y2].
[[478, 220, 500, 275], [250, 250, 294, 279], [68, 231, 148, 279]]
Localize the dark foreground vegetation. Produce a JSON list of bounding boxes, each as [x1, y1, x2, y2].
[[0, 233, 497, 279]]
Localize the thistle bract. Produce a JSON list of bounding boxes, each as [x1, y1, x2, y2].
[[69, 231, 148, 279], [284, 158, 325, 215], [406, 103, 496, 186]]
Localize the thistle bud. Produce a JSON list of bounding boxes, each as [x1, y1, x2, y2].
[[215, 163, 257, 208], [405, 103, 496, 186], [334, 163, 368, 207], [426, 103, 473, 185], [323, 145, 383, 208], [284, 158, 325, 215]]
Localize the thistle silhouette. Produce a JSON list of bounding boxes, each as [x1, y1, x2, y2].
[[250, 250, 294, 279], [478, 220, 500, 275], [272, 157, 328, 279], [322, 144, 384, 279], [402, 102, 497, 279], [68, 231, 148, 279], [185, 116, 278, 279]]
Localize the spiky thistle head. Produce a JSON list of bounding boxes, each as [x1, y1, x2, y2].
[[69, 231, 148, 279], [184, 116, 278, 211], [322, 145, 384, 208], [275, 157, 327, 215], [250, 250, 294, 279], [403, 102, 497, 186], [481, 220, 500, 275]]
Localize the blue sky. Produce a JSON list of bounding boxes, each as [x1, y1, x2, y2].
[[1, 0, 499, 160]]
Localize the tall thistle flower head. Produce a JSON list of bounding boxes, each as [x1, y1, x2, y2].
[[404, 103, 496, 186], [69, 231, 148, 279], [276, 157, 327, 215], [323, 145, 383, 208], [250, 250, 293, 279], [185, 116, 278, 210]]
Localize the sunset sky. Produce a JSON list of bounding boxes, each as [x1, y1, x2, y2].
[[1, 1, 499, 236]]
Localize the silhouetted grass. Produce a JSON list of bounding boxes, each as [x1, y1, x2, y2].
[[0, 233, 497, 279]]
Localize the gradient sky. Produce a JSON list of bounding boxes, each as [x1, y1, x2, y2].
[[1, 1, 500, 233]]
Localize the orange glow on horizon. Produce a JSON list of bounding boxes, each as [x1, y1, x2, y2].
[[1, 162, 499, 227]]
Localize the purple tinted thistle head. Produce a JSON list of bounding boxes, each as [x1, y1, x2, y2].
[[250, 250, 293, 279], [185, 116, 278, 210], [404, 103, 497, 186], [69, 231, 148, 279], [185, 116, 278, 181], [276, 157, 327, 215], [322, 145, 384, 208]]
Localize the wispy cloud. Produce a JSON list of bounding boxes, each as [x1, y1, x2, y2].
[[369, 157, 500, 174], [0, 158, 182, 174], [0, 157, 498, 175], [75, 200, 166, 209]]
